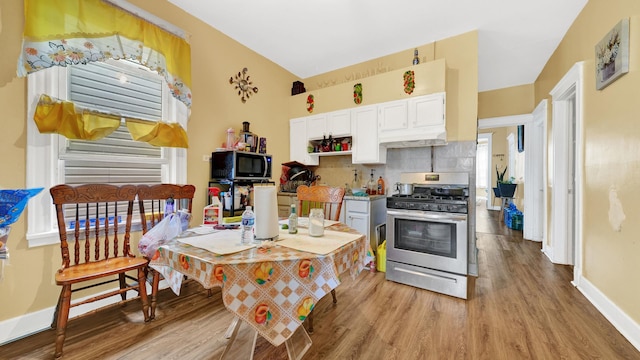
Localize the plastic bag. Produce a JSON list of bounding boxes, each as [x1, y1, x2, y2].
[[138, 212, 187, 258]]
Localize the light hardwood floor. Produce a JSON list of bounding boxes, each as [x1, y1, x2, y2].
[[2, 203, 639, 359]]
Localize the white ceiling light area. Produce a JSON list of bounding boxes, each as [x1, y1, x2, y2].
[[169, 0, 587, 92]]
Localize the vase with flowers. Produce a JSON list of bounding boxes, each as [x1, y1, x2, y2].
[[597, 28, 620, 81]]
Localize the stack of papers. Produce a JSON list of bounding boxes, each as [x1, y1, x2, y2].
[[177, 229, 255, 255]]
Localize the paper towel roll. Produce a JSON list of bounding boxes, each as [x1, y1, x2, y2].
[[253, 185, 279, 240]]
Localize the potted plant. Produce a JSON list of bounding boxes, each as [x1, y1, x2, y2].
[[493, 165, 507, 198], [496, 165, 517, 198]]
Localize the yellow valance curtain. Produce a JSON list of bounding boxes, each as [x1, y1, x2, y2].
[[126, 119, 188, 148], [18, 0, 192, 109], [34, 95, 188, 148], [34, 95, 121, 141]]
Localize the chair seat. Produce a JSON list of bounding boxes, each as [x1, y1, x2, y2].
[[55, 257, 148, 285]]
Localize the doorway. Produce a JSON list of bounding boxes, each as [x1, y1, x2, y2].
[[476, 133, 492, 208], [478, 113, 545, 242], [548, 62, 584, 284]]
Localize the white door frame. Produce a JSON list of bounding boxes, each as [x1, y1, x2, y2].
[[525, 100, 548, 242], [478, 133, 493, 209], [478, 114, 532, 210], [548, 62, 584, 285]]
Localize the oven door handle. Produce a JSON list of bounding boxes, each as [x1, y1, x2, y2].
[[387, 209, 467, 223]]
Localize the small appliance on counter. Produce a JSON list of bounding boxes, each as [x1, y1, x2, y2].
[[279, 161, 317, 193], [209, 150, 274, 217]]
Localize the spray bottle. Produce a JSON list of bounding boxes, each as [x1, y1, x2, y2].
[[203, 187, 222, 225]]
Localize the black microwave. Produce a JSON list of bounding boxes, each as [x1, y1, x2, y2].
[[211, 150, 272, 180]]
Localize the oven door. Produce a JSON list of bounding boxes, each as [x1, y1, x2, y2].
[[386, 209, 467, 275]]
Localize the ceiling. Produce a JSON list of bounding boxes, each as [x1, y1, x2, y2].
[[168, 0, 588, 92]]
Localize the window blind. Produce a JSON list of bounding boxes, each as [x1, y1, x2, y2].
[[63, 60, 165, 186]]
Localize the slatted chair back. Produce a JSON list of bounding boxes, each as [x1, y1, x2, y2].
[[51, 184, 139, 269], [136, 183, 196, 320], [49, 184, 149, 358], [296, 185, 346, 221], [137, 184, 196, 234]]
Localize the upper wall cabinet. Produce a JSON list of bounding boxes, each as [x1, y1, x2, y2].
[[306, 109, 352, 140], [378, 92, 446, 147], [290, 117, 319, 166], [352, 105, 386, 164], [378, 99, 408, 132]]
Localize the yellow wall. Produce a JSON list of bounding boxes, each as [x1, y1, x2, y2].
[[535, 1, 640, 324], [478, 84, 535, 119], [0, 0, 297, 323], [298, 31, 479, 142]]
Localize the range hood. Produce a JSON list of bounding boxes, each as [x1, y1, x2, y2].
[[379, 127, 447, 148]]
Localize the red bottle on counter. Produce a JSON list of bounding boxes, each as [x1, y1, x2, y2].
[[377, 176, 385, 195]]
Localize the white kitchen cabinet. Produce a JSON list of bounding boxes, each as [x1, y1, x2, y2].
[[352, 105, 387, 164], [378, 92, 446, 144], [409, 92, 445, 131], [378, 99, 408, 132], [289, 117, 319, 166], [327, 110, 351, 137], [344, 197, 387, 252], [306, 109, 351, 140]]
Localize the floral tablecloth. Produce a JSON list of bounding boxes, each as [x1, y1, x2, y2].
[[150, 223, 369, 346]]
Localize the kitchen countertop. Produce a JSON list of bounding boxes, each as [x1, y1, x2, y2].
[[343, 194, 387, 201], [280, 192, 387, 201]]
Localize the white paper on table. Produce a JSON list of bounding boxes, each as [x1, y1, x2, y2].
[[276, 228, 362, 255], [177, 229, 255, 255], [186, 226, 217, 235], [278, 217, 339, 228]]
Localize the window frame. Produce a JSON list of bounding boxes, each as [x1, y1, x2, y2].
[[26, 61, 187, 247]]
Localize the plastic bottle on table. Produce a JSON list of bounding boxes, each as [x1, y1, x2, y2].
[[288, 204, 298, 234], [241, 206, 255, 245]]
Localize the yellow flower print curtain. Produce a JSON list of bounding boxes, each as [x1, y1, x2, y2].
[[34, 95, 189, 148], [18, 0, 192, 109]]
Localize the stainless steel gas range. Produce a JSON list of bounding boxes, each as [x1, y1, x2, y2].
[[385, 172, 469, 299]]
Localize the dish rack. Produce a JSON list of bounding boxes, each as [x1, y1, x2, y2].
[[280, 180, 311, 193]]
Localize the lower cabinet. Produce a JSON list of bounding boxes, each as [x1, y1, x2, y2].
[[277, 192, 297, 218], [344, 197, 387, 252]]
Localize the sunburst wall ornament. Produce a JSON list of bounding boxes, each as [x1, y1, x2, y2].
[[229, 67, 258, 103]]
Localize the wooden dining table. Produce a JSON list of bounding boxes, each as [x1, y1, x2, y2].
[[149, 221, 370, 359]]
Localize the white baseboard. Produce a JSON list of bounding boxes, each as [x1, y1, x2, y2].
[[541, 244, 553, 262], [576, 276, 640, 352], [0, 280, 168, 346]]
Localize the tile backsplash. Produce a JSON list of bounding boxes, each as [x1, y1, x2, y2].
[[313, 140, 477, 195]]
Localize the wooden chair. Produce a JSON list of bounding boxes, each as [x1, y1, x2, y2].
[[50, 184, 150, 359], [295, 184, 346, 333], [136, 184, 196, 320]]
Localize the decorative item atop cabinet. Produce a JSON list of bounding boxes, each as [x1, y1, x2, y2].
[[292, 81, 306, 96]]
